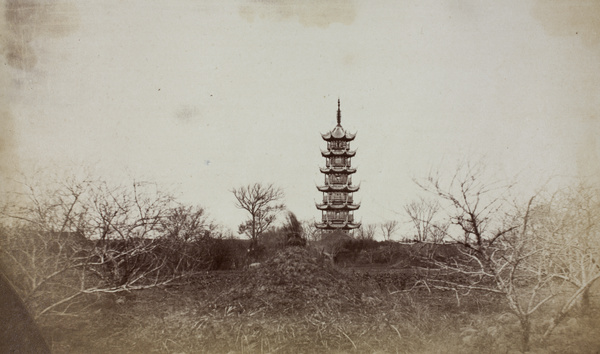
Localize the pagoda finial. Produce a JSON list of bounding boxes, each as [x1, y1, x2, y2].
[[337, 99, 341, 125]]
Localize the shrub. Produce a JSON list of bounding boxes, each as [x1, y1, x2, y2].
[[218, 247, 381, 315]]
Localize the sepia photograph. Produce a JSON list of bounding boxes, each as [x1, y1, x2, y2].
[[1, 0, 599, 352]]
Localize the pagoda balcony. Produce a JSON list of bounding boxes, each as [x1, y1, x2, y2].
[[315, 220, 361, 230], [322, 214, 354, 223], [326, 141, 349, 150], [325, 160, 353, 168], [322, 195, 354, 204], [324, 175, 352, 185]]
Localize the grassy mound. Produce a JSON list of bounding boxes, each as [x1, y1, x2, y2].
[[219, 247, 380, 315]]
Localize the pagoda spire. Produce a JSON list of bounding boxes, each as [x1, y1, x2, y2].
[[337, 99, 342, 125]]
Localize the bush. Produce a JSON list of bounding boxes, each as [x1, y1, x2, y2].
[[219, 247, 381, 315]]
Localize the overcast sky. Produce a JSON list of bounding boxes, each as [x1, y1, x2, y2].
[[2, 0, 599, 237]]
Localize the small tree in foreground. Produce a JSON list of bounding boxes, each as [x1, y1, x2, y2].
[[413, 162, 600, 351], [535, 182, 600, 339], [415, 163, 552, 352], [231, 183, 285, 249]]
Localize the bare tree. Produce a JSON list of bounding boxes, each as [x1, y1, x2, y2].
[[156, 204, 222, 272], [85, 180, 182, 289], [88, 180, 173, 241], [379, 220, 399, 241], [416, 164, 600, 350], [231, 183, 285, 249], [415, 162, 517, 249], [415, 163, 554, 352], [0, 174, 95, 314], [533, 182, 600, 338], [356, 223, 377, 241], [160, 205, 215, 241], [301, 219, 321, 242], [404, 197, 446, 243], [0, 174, 202, 318]]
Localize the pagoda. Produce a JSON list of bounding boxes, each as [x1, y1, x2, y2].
[[316, 100, 361, 233]]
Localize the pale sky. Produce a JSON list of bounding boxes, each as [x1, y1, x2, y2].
[[2, 1, 599, 238]]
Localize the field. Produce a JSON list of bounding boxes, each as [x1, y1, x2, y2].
[[35, 247, 600, 354]]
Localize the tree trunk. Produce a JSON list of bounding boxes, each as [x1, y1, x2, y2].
[[543, 282, 596, 340], [520, 317, 531, 353], [580, 287, 590, 313]]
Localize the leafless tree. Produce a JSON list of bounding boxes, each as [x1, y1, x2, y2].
[[88, 180, 172, 241], [1, 175, 89, 314], [231, 183, 285, 249], [160, 205, 215, 241], [415, 162, 517, 249], [83, 180, 185, 289], [404, 197, 446, 243], [356, 223, 377, 241], [0, 174, 203, 318], [416, 163, 600, 350], [379, 220, 400, 241], [156, 204, 222, 273], [301, 219, 321, 242], [415, 163, 554, 351], [532, 182, 600, 339]]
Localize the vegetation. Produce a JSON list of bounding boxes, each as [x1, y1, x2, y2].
[[231, 183, 285, 252], [24, 246, 600, 353], [0, 174, 232, 319], [1, 167, 599, 353]]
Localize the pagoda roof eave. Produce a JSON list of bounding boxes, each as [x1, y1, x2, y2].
[[316, 203, 361, 210], [321, 149, 356, 157], [317, 185, 360, 192], [321, 133, 356, 142], [319, 167, 357, 174], [321, 126, 357, 141], [315, 222, 361, 230]]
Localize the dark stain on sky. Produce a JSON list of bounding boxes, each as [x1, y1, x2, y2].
[[3, 0, 79, 71], [0, 1, 79, 185], [175, 105, 202, 124], [531, 0, 600, 49]]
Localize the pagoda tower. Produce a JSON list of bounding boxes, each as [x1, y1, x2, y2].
[[316, 100, 361, 233]]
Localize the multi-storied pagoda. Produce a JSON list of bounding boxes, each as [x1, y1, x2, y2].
[[316, 100, 361, 233]]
